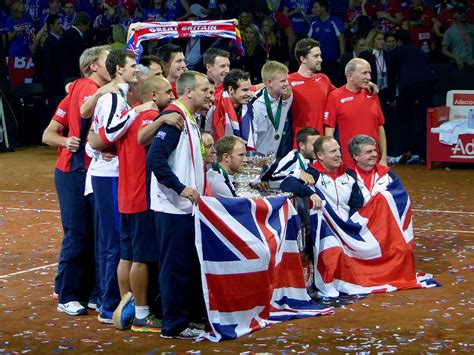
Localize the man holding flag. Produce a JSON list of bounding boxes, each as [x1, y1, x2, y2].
[[347, 134, 398, 205], [147, 71, 213, 340], [206, 69, 256, 149], [280, 136, 362, 220]]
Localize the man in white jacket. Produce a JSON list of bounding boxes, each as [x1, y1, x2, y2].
[[147, 71, 213, 340]]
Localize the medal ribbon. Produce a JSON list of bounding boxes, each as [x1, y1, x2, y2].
[[296, 152, 306, 170], [263, 89, 283, 132]]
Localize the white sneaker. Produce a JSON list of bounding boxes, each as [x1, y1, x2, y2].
[[161, 326, 206, 340], [57, 301, 87, 316]]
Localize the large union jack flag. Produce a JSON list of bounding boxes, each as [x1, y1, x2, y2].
[[195, 196, 334, 342], [311, 178, 440, 297]]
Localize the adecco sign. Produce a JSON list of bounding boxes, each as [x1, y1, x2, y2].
[[446, 90, 474, 120], [451, 138, 474, 159]]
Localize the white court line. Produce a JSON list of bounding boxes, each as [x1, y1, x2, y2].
[[0, 262, 58, 279], [0, 190, 473, 215], [412, 209, 474, 215], [1, 205, 473, 217], [0, 190, 55, 194], [414, 227, 474, 234], [0, 207, 60, 213]]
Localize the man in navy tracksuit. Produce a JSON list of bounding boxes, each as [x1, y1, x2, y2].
[[281, 136, 363, 221], [147, 71, 212, 340]]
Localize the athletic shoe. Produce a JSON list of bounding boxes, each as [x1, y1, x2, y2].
[[189, 322, 206, 330], [98, 309, 114, 324], [57, 301, 87, 316], [87, 301, 99, 311], [131, 314, 162, 333], [160, 327, 206, 340], [113, 292, 135, 330]]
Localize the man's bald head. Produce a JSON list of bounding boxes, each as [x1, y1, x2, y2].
[[345, 58, 372, 91], [345, 58, 370, 76], [142, 76, 175, 110]]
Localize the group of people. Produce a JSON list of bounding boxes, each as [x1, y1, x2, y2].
[[3, 0, 474, 159], [40, 27, 407, 340]]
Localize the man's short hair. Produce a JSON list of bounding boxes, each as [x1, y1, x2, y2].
[[315, 0, 328, 11], [313, 136, 335, 156], [223, 69, 250, 92], [296, 127, 320, 146], [135, 64, 150, 80], [348, 134, 376, 157], [79, 44, 111, 77], [105, 49, 137, 78], [129, 64, 150, 91], [176, 70, 208, 96], [216, 135, 246, 162], [352, 34, 366, 48], [139, 55, 160, 67], [294, 38, 320, 64], [46, 14, 60, 29], [203, 47, 230, 66], [261, 60, 288, 83], [73, 11, 91, 26], [201, 129, 212, 137], [345, 58, 367, 76], [155, 43, 183, 64]]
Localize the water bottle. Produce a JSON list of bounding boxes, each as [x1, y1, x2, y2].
[[468, 109, 474, 129]]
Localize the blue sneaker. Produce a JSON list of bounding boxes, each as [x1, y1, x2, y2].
[[113, 292, 135, 330], [98, 308, 113, 324]]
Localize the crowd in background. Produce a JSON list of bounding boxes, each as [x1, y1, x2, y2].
[[1, 0, 474, 158]]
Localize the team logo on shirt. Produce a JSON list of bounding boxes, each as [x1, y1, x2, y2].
[[290, 81, 305, 87], [340, 96, 354, 103], [56, 108, 66, 117], [156, 131, 167, 140]]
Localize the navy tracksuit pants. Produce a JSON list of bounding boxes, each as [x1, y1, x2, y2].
[[91, 176, 121, 313], [155, 212, 206, 336], [54, 169, 95, 304]]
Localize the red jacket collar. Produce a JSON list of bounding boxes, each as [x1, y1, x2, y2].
[[311, 161, 347, 180], [351, 163, 390, 178]]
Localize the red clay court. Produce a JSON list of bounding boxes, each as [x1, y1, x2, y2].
[[0, 146, 472, 352]]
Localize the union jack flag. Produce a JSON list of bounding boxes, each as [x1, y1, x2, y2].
[[195, 196, 334, 342], [311, 178, 440, 297], [209, 90, 257, 150], [126, 37, 143, 57]]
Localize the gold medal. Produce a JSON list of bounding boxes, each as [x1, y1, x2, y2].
[[274, 134, 280, 141]]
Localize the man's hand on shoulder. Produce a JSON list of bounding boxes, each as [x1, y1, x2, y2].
[[160, 113, 184, 131], [282, 85, 292, 100], [96, 81, 120, 96], [367, 81, 379, 95], [299, 171, 315, 185], [135, 101, 158, 114]]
